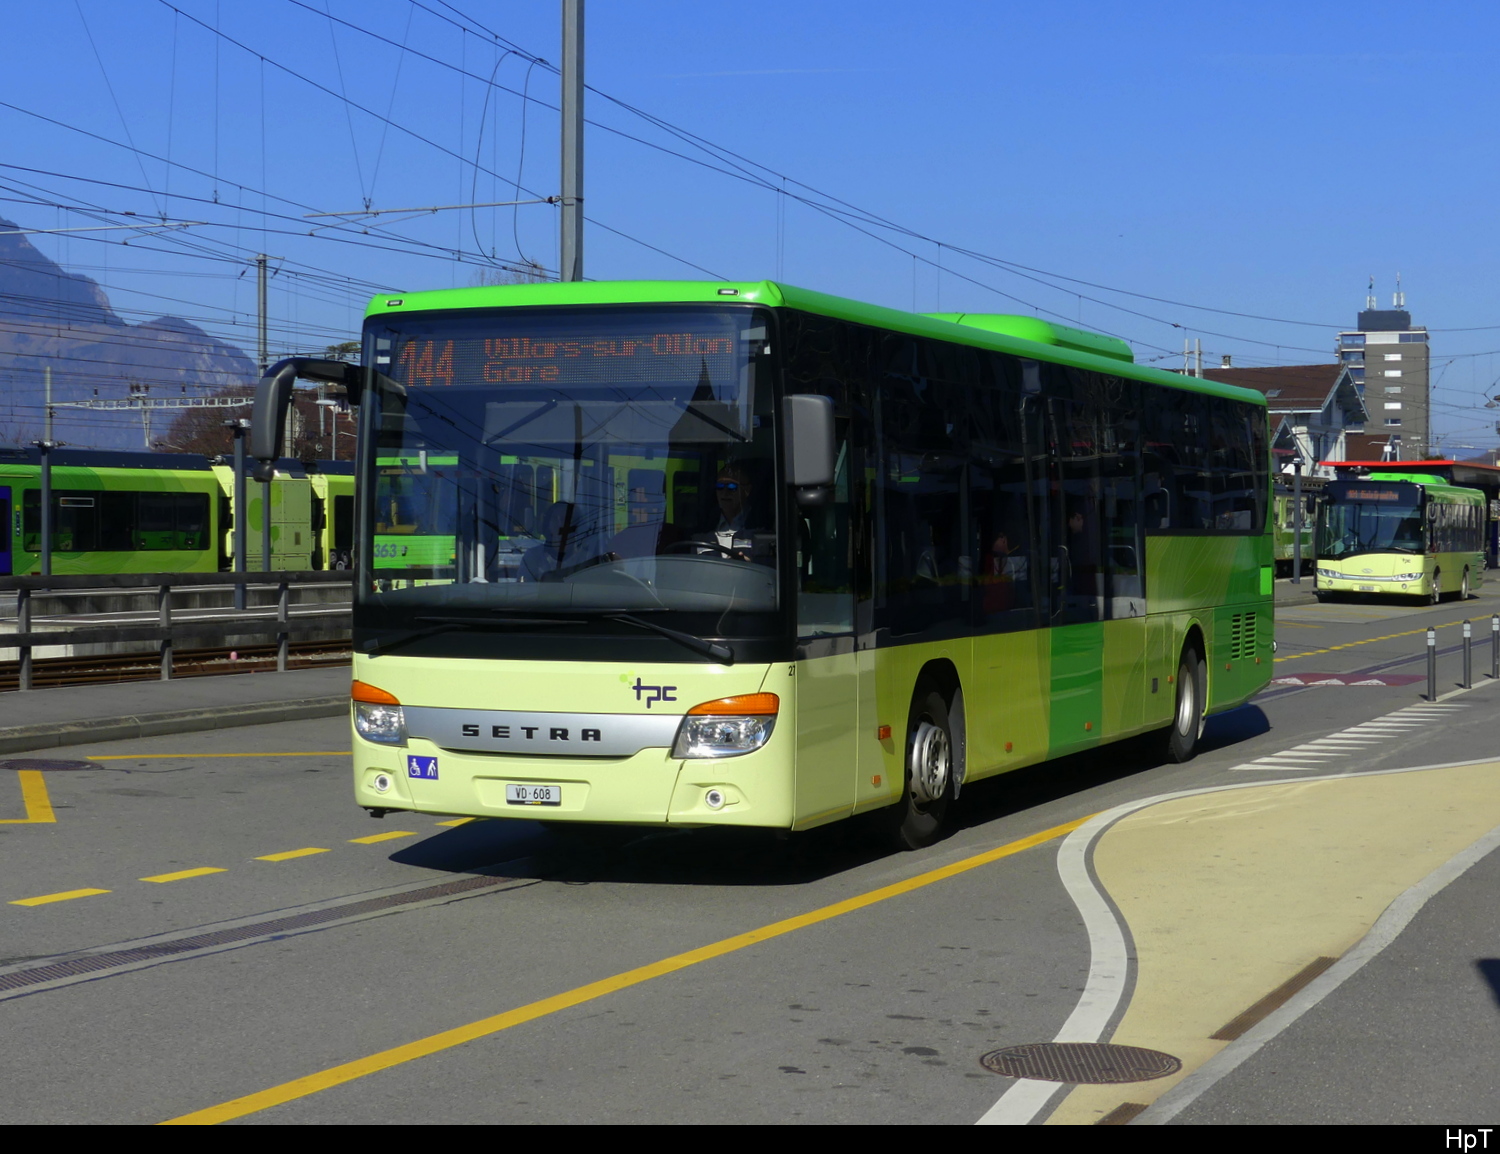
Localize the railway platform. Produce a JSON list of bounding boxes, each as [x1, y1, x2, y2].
[[0, 664, 349, 755]]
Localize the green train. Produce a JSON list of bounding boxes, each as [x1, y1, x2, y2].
[[1272, 480, 1321, 576], [0, 445, 354, 577]]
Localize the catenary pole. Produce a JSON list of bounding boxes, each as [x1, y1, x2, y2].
[[560, 1, 584, 282]]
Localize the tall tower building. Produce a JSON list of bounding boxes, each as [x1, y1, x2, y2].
[[1336, 277, 1430, 458]]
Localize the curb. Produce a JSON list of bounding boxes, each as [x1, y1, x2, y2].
[[0, 696, 348, 755], [1275, 584, 1319, 608]]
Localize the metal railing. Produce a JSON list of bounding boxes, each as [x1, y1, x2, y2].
[[0, 571, 352, 690]]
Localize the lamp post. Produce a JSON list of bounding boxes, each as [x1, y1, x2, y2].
[[315, 398, 341, 460], [224, 419, 250, 609], [1291, 451, 1305, 585]]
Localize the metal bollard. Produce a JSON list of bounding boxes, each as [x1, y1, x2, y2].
[[1492, 615, 1498, 681], [1427, 626, 1438, 701], [17, 587, 31, 692], [158, 584, 173, 681], [1463, 620, 1472, 689], [276, 580, 290, 672]]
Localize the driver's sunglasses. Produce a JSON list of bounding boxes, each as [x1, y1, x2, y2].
[[715, 482, 741, 491]]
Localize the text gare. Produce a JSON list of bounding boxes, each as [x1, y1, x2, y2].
[[461, 723, 603, 742]]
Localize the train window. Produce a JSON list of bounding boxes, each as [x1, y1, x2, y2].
[[333, 495, 354, 552], [22, 490, 210, 552]]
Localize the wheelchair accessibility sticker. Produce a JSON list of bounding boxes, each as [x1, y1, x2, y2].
[[407, 755, 439, 780]]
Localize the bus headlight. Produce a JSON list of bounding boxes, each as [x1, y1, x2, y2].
[[353, 680, 406, 746], [673, 693, 778, 759]]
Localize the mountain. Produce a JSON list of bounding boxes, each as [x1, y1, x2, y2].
[[0, 218, 257, 450]]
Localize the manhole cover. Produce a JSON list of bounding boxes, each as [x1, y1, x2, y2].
[[979, 1042, 1181, 1084], [0, 759, 98, 772]]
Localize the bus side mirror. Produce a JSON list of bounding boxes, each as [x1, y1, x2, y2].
[[250, 358, 363, 480], [784, 394, 835, 506]]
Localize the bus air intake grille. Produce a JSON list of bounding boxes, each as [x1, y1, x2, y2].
[[1230, 613, 1257, 662], [978, 1042, 1181, 1084]]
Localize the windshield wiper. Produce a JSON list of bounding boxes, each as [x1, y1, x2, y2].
[[606, 613, 735, 664], [361, 614, 586, 655], [672, 399, 748, 442]]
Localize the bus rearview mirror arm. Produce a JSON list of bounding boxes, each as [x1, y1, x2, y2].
[[784, 394, 835, 507], [250, 358, 365, 480]]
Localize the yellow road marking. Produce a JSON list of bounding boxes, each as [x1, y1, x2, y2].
[[0, 771, 56, 824], [160, 815, 1089, 1126], [349, 831, 417, 845], [88, 752, 351, 760], [10, 888, 110, 907], [256, 848, 331, 862], [1275, 617, 1473, 663], [140, 867, 227, 884], [435, 818, 475, 827]]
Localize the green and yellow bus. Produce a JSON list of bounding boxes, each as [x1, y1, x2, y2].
[[255, 281, 1273, 848], [1315, 472, 1485, 603]]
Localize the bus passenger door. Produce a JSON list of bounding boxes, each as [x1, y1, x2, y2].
[[1044, 397, 1105, 755], [0, 487, 11, 575], [792, 436, 865, 828]]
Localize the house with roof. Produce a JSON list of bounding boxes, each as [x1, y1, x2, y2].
[[1199, 363, 1369, 478]]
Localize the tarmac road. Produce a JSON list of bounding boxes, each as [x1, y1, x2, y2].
[[1, 581, 1497, 1125]]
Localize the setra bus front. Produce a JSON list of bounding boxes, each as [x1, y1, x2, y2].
[[1314, 477, 1439, 599], [264, 288, 834, 832]]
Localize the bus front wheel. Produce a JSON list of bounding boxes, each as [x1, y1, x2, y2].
[[1429, 571, 1442, 606], [888, 688, 954, 851], [1167, 648, 1206, 763]]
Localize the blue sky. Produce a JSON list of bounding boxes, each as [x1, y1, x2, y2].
[[5, 1, 1500, 451]]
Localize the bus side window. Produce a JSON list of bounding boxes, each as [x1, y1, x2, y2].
[[874, 333, 971, 636]]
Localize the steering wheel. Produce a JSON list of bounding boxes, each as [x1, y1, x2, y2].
[[661, 540, 742, 560]]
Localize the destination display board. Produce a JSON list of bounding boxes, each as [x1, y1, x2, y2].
[[390, 325, 741, 389], [1327, 481, 1420, 506]]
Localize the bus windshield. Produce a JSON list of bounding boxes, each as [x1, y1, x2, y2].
[[1318, 484, 1423, 559], [358, 306, 780, 631]]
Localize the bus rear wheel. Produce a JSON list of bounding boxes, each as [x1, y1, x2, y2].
[[1462, 568, 1471, 600], [888, 688, 954, 851], [1167, 648, 1206, 763]]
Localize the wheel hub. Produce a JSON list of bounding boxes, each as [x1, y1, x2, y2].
[[1175, 672, 1196, 734], [910, 720, 950, 803]]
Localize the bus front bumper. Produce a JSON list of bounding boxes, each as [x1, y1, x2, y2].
[[1315, 569, 1428, 595], [353, 732, 796, 830]]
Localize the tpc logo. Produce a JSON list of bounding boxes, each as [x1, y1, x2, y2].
[[632, 677, 677, 709]]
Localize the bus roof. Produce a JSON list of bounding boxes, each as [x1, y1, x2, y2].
[[1334, 472, 1486, 500], [1365, 471, 1448, 486], [363, 280, 1266, 408]]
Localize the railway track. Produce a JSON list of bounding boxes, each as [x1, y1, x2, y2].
[[0, 640, 351, 691]]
